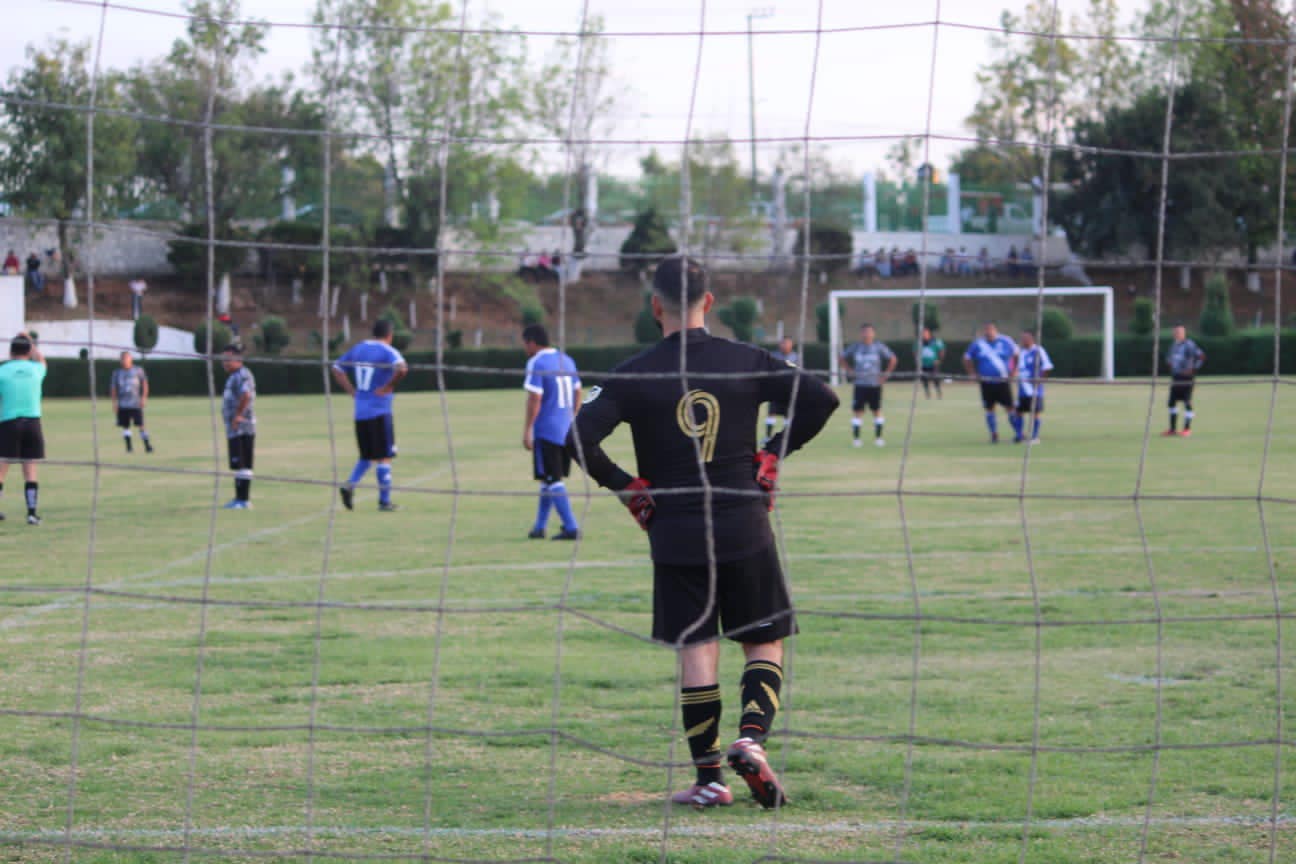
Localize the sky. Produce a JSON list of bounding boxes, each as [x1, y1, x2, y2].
[[2, 0, 1127, 179]]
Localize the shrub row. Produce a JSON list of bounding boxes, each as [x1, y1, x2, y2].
[[42, 331, 1296, 400]]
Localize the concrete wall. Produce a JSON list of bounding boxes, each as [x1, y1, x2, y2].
[[0, 219, 175, 277], [0, 275, 24, 340], [26, 319, 196, 360]]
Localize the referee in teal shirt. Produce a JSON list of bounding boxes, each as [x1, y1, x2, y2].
[[0, 332, 47, 524]]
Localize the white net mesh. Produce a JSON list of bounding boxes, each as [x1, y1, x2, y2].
[[0, 2, 1293, 863]]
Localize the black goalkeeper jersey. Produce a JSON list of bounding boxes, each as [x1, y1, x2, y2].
[[567, 329, 839, 565]]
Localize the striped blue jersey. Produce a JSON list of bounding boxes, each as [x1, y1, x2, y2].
[[1018, 345, 1054, 397], [964, 335, 1018, 380], [524, 348, 581, 445], [333, 340, 407, 420]]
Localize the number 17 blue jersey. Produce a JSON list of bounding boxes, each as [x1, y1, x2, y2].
[[524, 348, 581, 445], [333, 340, 407, 420]]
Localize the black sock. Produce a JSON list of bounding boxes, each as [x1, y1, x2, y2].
[[875, 419, 885, 439], [1170, 410, 1178, 432], [124, 432, 132, 452], [25, 481, 37, 516], [681, 684, 723, 785], [235, 478, 251, 502], [142, 431, 152, 450], [738, 660, 783, 744]]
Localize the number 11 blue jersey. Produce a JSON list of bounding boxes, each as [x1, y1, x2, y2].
[[524, 348, 581, 445], [333, 340, 407, 420]]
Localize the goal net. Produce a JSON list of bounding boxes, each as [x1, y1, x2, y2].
[[0, 2, 1292, 864]]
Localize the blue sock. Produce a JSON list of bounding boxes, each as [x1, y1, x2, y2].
[[986, 413, 998, 436], [550, 481, 578, 533], [348, 459, 372, 488], [376, 464, 392, 505], [1033, 418, 1042, 439], [535, 483, 554, 532], [1009, 413, 1024, 439]]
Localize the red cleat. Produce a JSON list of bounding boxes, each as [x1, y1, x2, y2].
[[1180, 429, 1192, 438], [670, 781, 733, 808], [726, 738, 788, 809], [1161, 429, 1177, 437]]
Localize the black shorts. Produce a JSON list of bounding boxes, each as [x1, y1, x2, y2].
[[852, 385, 882, 413], [227, 434, 255, 472], [355, 415, 397, 461], [980, 381, 1014, 411], [533, 439, 571, 484], [653, 544, 798, 646], [767, 401, 789, 418], [1016, 392, 1045, 414], [116, 408, 144, 428], [0, 417, 45, 461], [1169, 377, 1194, 406]]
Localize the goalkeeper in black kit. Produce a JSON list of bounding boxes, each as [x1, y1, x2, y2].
[[567, 256, 839, 810]]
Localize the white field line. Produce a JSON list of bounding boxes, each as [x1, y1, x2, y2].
[[3, 814, 1291, 843]]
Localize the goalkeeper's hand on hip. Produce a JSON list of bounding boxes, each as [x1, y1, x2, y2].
[[620, 478, 655, 531], [753, 451, 779, 512]]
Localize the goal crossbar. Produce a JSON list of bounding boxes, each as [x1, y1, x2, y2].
[[828, 286, 1116, 385]]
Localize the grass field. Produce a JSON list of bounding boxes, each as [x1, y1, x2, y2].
[[1, 376, 1293, 863]]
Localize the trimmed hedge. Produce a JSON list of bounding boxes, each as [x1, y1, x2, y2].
[[42, 331, 1296, 400]]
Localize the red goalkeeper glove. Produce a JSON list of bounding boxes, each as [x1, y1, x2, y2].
[[753, 450, 779, 512], [620, 477, 655, 531]]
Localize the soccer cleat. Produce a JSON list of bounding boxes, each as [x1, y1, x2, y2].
[[1161, 429, 1177, 437], [852, 439, 863, 448], [26, 514, 40, 526], [222, 499, 243, 510], [670, 781, 733, 808], [874, 438, 885, 447], [378, 502, 400, 512], [1180, 429, 1192, 438], [1030, 438, 1041, 445], [528, 528, 545, 539], [1013, 436, 1024, 444], [339, 486, 354, 511], [144, 441, 154, 454], [0, 512, 5, 521], [726, 737, 788, 809], [551, 528, 580, 541], [990, 433, 999, 444]]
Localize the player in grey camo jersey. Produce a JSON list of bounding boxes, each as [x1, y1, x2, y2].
[[1164, 324, 1205, 438], [110, 352, 153, 453], [839, 324, 897, 447], [220, 344, 256, 509]]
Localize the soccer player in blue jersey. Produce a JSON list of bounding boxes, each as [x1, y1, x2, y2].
[[963, 321, 1021, 444], [1016, 329, 1053, 445], [522, 324, 582, 540], [331, 320, 408, 512]]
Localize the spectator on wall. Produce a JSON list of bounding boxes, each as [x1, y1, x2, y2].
[[25, 252, 44, 294], [3, 250, 18, 274]]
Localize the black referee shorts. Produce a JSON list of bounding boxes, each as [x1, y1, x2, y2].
[[1016, 392, 1045, 414], [533, 439, 571, 484], [1168, 375, 1194, 407], [227, 434, 255, 472], [980, 381, 1014, 411], [653, 544, 798, 646], [355, 414, 397, 461], [116, 408, 144, 429], [0, 417, 45, 461], [852, 385, 882, 413]]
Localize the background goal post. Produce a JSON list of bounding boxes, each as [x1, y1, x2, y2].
[[828, 286, 1116, 386]]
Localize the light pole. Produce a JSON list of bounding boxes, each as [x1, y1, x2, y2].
[[747, 7, 774, 202]]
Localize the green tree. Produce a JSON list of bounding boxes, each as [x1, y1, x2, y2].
[[717, 297, 759, 343], [133, 315, 159, 352], [256, 315, 291, 354], [911, 302, 941, 334], [620, 208, 676, 273], [1199, 272, 1235, 337], [194, 320, 233, 355], [1040, 307, 1074, 341], [1130, 297, 1156, 335], [0, 39, 137, 275], [793, 222, 852, 276]]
